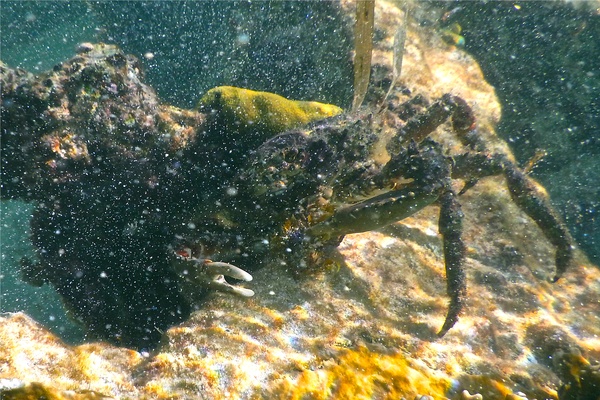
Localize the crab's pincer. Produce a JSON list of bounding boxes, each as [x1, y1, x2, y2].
[[174, 250, 255, 299], [202, 261, 255, 297]]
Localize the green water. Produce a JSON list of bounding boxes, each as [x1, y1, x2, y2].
[[1, 201, 86, 342], [1, 1, 99, 343]]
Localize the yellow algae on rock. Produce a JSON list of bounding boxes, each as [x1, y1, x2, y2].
[[456, 374, 557, 400], [268, 344, 452, 399], [0, 313, 141, 398], [0, 382, 109, 400], [198, 86, 343, 144]]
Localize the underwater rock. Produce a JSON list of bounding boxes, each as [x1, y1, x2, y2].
[[1, 43, 206, 348], [1, 2, 599, 399], [0, 43, 344, 349], [0, 313, 141, 398]]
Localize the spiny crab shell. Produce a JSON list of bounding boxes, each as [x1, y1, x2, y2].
[[175, 88, 574, 339], [1, 43, 574, 349]]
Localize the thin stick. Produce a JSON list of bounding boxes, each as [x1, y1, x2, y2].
[[351, 0, 375, 113]]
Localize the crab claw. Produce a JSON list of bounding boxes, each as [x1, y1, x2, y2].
[[204, 261, 253, 281], [203, 261, 255, 297], [173, 247, 255, 298]]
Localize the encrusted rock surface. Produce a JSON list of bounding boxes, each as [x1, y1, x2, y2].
[[1, 1, 599, 399]]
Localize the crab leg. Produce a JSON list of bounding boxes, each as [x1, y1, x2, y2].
[[452, 152, 575, 281], [437, 190, 466, 337], [399, 94, 476, 146], [504, 166, 575, 281], [306, 185, 440, 241], [306, 181, 466, 336]]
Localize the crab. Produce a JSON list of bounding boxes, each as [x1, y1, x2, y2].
[[175, 92, 575, 337], [1, 44, 576, 348]]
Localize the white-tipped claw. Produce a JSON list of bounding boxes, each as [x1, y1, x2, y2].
[[173, 249, 254, 298], [204, 261, 255, 297], [200, 260, 254, 297], [205, 262, 253, 282], [207, 276, 255, 297]]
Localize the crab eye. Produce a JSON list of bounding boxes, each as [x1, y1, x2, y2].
[[175, 247, 193, 259]]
